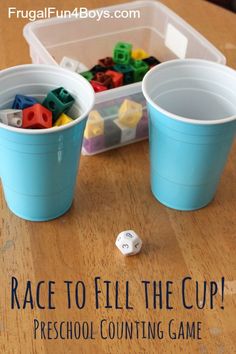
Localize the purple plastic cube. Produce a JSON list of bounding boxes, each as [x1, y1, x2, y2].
[[136, 111, 149, 139], [83, 135, 105, 154]]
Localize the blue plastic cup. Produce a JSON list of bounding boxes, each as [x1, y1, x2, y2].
[[142, 59, 236, 210], [0, 65, 95, 221]]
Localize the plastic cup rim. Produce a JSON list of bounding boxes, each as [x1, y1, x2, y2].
[[142, 58, 236, 125], [0, 64, 95, 135]]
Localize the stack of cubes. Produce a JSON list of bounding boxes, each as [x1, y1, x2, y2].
[[83, 96, 149, 154]]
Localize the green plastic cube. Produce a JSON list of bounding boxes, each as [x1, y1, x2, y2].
[[80, 71, 93, 81], [43, 87, 75, 121], [113, 42, 132, 65], [130, 60, 149, 82], [113, 64, 133, 85]]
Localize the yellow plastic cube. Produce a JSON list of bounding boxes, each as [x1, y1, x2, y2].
[[132, 48, 149, 60], [54, 113, 73, 126], [84, 110, 104, 139], [118, 99, 143, 128]]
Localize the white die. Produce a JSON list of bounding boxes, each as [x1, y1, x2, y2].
[[115, 230, 142, 256]]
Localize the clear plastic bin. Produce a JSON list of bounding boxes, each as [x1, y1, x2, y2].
[[23, 0, 226, 155]]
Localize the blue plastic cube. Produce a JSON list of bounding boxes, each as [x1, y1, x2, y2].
[[12, 95, 37, 110]]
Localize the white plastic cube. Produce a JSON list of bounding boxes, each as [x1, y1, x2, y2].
[[60, 56, 79, 72], [115, 230, 142, 256], [77, 62, 89, 73], [114, 119, 136, 143], [60, 56, 89, 74], [0, 109, 22, 127]]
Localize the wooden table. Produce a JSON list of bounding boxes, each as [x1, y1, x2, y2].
[[0, 1, 235, 353]]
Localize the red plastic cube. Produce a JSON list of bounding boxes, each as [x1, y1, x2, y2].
[[98, 57, 114, 68], [106, 70, 123, 88], [94, 72, 113, 88], [22, 103, 52, 129], [90, 80, 108, 93]]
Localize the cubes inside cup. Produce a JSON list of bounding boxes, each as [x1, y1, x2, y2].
[[0, 86, 78, 130]]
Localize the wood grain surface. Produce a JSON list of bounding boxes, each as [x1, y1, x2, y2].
[[0, 0, 235, 353]]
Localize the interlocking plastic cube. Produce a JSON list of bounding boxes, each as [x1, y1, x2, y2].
[[113, 42, 132, 65], [90, 80, 108, 93], [136, 111, 149, 139], [83, 135, 105, 154], [90, 65, 107, 74], [94, 72, 113, 88], [77, 62, 89, 73], [98, 57, 114, 69], [132, 48, 149, 60], [143, 56, 161, 68], [60, 56, 88, 73], [43, 87, 75, 121], [80, 71, 94, 81], [130, 60, 149, 82], [54, 113, 73, 127], [113, 64, 133, 85], [118, 99, 143, 128], [114, 119, 136, 143], [84, 110, 104, 139], [60, 56, 79, 72], [104, 119, 121, 147], [0, 109, 22, 127], [12, 95, 37, 110], [22, 103, 52, 129], [105, 70, 123, 88]]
